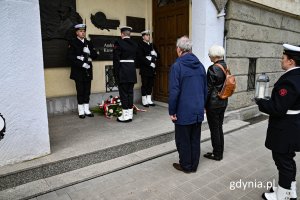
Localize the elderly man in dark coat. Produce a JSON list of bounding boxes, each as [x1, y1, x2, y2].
[[168, 36, 207, 173]]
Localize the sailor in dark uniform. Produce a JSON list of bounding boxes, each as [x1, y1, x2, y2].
[[137, 30, 160, 107], [68, 24, 98, 119], [113, 26, 138, 122], [256, 44, 300, 200]]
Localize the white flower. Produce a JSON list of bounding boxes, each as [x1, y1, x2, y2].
[[117, 99, 120, 103], [109, 109, 114, 113]]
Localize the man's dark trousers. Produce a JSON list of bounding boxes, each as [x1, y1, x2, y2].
[[75, 80, 91, 104], [175, 123, 202, 172], [118, 83, 134, 109], [272, 151, 297, 189], [141, 76, 154, 96]]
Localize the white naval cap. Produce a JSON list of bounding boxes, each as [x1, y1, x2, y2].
[[141, 30, 151, 36], [74, 24, 86, 30], [119, 26, 132, 32], [283, 44, 300, 57]]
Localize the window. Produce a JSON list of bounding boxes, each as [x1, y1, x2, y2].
[[157, 0, 183, 7], [105, 65, 118, 92], [247, 58, 257, 91]]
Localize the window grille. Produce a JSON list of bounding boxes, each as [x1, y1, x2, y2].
[[105, 65, 118, 92], [247, 58, 257, 91]]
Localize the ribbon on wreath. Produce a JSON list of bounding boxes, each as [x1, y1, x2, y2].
[[98, 96, 147, 119], [133, 105, 146, 112]]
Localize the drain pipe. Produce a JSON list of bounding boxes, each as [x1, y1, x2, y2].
[[217, 7, 227, 62]]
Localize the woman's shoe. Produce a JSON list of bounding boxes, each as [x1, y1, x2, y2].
[[203, 153, 222, 161], [204, 152, 213, 156]]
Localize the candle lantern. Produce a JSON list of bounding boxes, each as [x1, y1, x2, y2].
[[255, 73, 270, 99]]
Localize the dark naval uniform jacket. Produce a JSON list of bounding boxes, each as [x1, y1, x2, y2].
[[68, 38, 98, 81], [256, 67, 300, 153], [113, 38, 138, 84], [137, 40, 160, 77]]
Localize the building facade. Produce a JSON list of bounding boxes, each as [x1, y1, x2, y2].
[[226, 0, 300, 110], [0, 0, 299, 166]]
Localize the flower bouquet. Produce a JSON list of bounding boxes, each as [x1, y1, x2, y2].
[[92, 95, 146, 119]]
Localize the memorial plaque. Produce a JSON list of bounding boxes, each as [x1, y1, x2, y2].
[[91, 12, 120, 31], [126, 16, 145, 33], [42, 39, 70, 68], [39, 0, 82, 68], [89, 35, 141, 61]]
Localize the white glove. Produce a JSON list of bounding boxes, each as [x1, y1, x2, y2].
[[151, 50, 157, 57], [82, 63, 90, 69], [150, 63, 156, 68], [77, 56, 84, 61], [83, 47, 90, 55], [146, 56, 152, 61]]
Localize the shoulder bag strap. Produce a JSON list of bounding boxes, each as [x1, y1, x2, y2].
[[214, 63, 226, 74]]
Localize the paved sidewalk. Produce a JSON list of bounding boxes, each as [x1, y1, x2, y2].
[[32, 120, 300, 200]]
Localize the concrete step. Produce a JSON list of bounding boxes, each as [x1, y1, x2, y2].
[[0, 104, 245, 192], [0, 119, 250, 200], [0, 130, 175, 191]]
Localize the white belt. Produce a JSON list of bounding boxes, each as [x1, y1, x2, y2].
[[287, 110, 300, 115], [120, 60, 134, 63]]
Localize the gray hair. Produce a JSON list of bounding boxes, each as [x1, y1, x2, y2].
[[176, 36, 192, 52], [208, 45, 225, 58]]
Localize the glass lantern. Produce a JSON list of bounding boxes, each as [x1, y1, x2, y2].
[[255, 73, 270, 99]]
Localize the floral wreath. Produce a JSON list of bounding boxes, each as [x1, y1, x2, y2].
[[92, 96, 146, 119]]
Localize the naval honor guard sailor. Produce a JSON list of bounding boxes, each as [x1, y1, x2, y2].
[[113, 26, 138, 122], [255, 44, 300, 200], [68, 24, 98, 119], [137, 30, 160, 107]]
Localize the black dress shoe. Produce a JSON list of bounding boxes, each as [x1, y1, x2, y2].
[[204, 152, 213, 156], [172, 163, 191, 173], [85, 113, 94, 117], [142, 104, 149, 107], [148, 103, 155, 107], [203, 153, 222, 161], [117, 118, 131, 123], [79, 114, 85, 119]]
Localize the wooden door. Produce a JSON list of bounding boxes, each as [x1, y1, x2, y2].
[[153, 0, 189, 102]]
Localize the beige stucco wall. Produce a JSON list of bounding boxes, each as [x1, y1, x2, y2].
[[44, 0, 152, 98], [249, 0, 300, 16], [44, 0, 299, 99]]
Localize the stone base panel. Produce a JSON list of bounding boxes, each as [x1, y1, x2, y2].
[[47, 89, 142, 115]]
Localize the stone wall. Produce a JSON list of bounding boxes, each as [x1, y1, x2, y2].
[[225, 0, 300, 110]]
